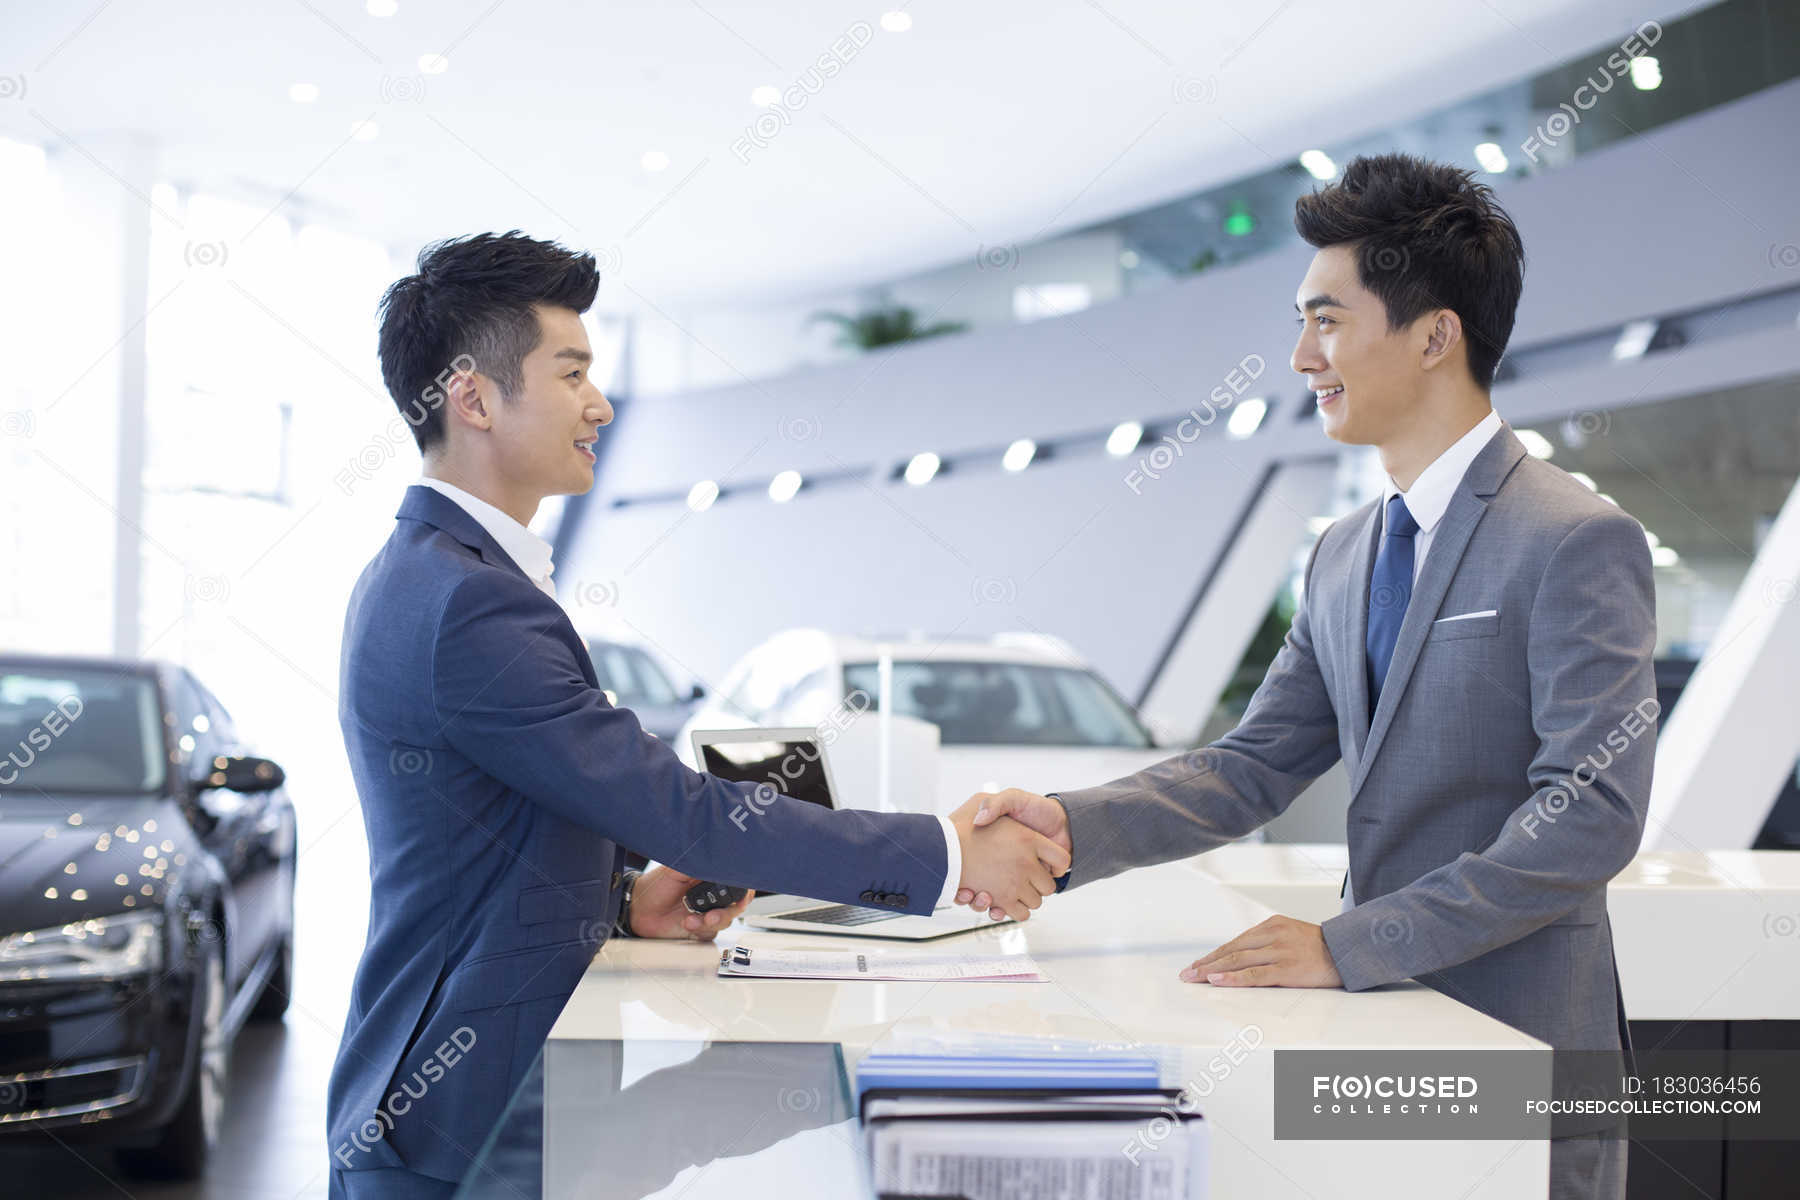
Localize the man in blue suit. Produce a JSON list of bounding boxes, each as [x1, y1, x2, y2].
[[327, 231, 1070, 1197]]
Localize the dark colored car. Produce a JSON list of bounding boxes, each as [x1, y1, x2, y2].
[[0, 654, 296, 1179], [584, 636, 705, 742]]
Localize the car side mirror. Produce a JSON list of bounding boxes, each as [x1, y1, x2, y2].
[[193, 754, 286, 794], [689, 683, 706, 701]]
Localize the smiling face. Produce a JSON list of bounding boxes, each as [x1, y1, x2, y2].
[[1290, 244, 1442, 447], [487, 304, 613, 498]]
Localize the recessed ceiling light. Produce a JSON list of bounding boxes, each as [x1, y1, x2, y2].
[[289, 82, 320, 104], [1515, 428, 1554, 459], [751, 85, 781, 107], [686, 480, 719, 512], [350, 120, 380, 142], [1569, 471, 1598, 491], [641, 150, 671, 172], [904, 452, 940, 486], [1299, 150, 1336, 180], [769, 470, 802, 503], [1227, 397, 1267, 438], [1002, 439, 1036, 472], [1630, 55, 1661, 90], [1106, 421, 1143, 456], [880, 11, 912, 32], [1474, 142, 1508, 174], [1119, 250, 1140, 269], [418, 53, 449, 75], [366, 0, 398, 16], [1651, 544, 1679, 567]]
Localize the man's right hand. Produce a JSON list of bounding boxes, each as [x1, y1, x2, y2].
[[948, 803, 1070, 922], [952, 789, 1071, 918]]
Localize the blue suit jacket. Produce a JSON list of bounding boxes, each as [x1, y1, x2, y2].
[[327, 485, 948, 1182]]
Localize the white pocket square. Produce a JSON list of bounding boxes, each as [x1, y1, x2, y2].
[[1436, 609, 1498, 623]]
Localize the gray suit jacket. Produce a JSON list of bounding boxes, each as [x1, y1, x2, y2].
[[1057, 424, 1657, 1053]]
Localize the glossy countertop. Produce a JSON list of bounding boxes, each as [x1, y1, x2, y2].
[[1192, 845, 1800, 1021], [550, 858, 1549, 1199]]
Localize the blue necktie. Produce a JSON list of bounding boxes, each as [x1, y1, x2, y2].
[[1366, 494, 1419, 703]]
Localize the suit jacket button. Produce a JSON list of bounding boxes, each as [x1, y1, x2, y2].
[[859, 890, 876, 904], [889, 894, 907, 908]]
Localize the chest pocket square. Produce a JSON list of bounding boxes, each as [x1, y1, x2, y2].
[[1430, 609, 1500, 640]]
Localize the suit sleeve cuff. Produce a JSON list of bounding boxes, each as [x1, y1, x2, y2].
[[933, 816, 961, 910]]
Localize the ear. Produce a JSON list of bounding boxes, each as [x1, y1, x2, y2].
[[443, 365, 493, 434], [1420, 309, 1463, 374]]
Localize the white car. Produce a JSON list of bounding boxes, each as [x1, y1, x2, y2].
[[676, 630, 1173, 814]]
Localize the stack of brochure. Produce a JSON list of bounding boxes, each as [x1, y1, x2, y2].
[[856, 1041, 1206, 1200]]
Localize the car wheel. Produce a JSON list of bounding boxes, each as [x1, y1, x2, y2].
[[251, 868, 295, 1022], [115, 934, 228, 1180]]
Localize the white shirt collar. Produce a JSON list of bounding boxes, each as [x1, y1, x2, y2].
[[418, 476, 555, 590], [1382, 409, 1504, 534]]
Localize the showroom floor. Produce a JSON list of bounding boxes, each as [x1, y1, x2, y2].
[[1, 804, 368, 1199]]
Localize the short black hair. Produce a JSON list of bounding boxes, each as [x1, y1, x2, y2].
[[377, 231, 600, 451], [1293, 153, 1524, 389]]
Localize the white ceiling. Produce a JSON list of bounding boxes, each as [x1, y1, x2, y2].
[[1, 0, 1706, 308]]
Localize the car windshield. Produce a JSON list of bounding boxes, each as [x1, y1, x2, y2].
[[587, 642, 680, 707], [842, 660, 1152, 748], [0, 665, 166, 795]]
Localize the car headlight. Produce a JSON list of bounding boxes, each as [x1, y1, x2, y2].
[[0, 912, 164, 983]]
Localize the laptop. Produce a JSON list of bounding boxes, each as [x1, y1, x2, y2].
[[690, 727, 1011, 940]]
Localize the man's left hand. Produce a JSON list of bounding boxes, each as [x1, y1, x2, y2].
[[1179, 915, 1342, 987], [627, 866, 754, 941]]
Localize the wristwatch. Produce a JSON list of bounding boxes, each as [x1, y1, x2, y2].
[[612, 869, 643, 939]]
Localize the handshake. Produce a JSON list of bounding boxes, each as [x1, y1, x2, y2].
[[947, 789, 1072, 922]]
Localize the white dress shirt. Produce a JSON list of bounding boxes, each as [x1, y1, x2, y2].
[[414, 476, 963, 909], [419, 476, 558, 599], [1344, 408, 1503, 913], [1378, 409, 1504, 582]]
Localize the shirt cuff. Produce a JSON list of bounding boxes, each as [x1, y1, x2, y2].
[[933, 815, 961, 911]]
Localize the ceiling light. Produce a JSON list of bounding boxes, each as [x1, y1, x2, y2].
[[686, 480, 718, 512], [350, 120, 380, 142], [1299, 150, 1336, 180], [366, 0, 398, 15], [289, 82, 319, 103], [1227, 398, 1268, 439], [1119, 249, 1140, 269], [880, 12, 912, 32], [1474, 142, 1509, 173], [1515, 428, 1554, 459], [904, 452, 940, 486], [1630, 56, 1661, 90], [641, 150, 670, 172], [1569, 471, 1598, 491], [768, 470, 803, 503], [1002, 439, 1037, 472], [1612, 319, 1658, 360], [1106, 421, 1143, 456], [751, 85, 781, 107], [418, 53, 449, 75], [1223, 208, 1256, 237], [1643, 529, 1660, 549], [1651, 544, 1680, 567]]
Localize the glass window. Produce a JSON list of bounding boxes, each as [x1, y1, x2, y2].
[[0, 664, 166, 794], [842, 661, 1152, 748], [586, 642, 679, 707]]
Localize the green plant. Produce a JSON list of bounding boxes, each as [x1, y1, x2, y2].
[[810, 304, 968, 351]]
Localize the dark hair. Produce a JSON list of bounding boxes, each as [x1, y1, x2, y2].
[[1293, 153, 1524, 389], [377, 231, 600, 451]]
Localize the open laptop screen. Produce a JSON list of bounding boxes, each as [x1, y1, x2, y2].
[[696, 737, 836, 812]]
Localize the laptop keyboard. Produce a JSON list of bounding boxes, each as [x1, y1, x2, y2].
[[780, 904, 906, 926]]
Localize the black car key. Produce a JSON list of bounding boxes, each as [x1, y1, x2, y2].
[[683, 881, 749, 914]]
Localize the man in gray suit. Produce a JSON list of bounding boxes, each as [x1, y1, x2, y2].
[[957, 154, 1655, 1199]]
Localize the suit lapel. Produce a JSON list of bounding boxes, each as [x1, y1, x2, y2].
[[1343, 502, 1381, 767], [1349, 425, 1530, 795]]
